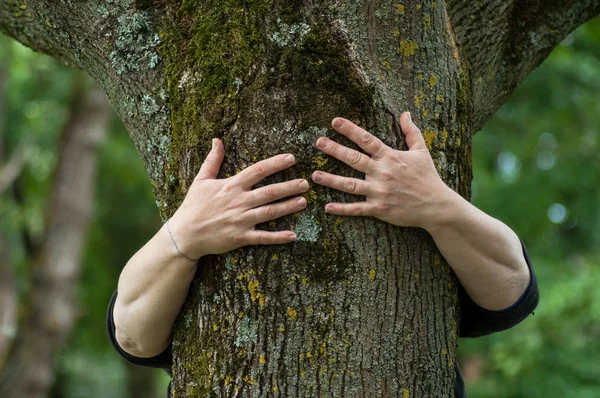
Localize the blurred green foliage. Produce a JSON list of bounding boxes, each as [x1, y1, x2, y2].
[[462, 17, 600, 397], [1, 16, 599, 398]]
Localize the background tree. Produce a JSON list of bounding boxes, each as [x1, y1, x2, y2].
[[0, 71, 111, 398], [1, 1, 599, 397]]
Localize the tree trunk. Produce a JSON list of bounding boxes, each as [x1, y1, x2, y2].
[[0, 72, 111, 398], [1, 1, 598, 397]]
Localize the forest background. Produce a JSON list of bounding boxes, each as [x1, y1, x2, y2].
[[0, 17, 599, 398]]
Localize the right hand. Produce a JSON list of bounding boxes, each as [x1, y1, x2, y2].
[[168, 138, 309, 259]]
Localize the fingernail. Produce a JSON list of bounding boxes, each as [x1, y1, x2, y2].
[[313, 172, 323, 182], [300, 179, 309, 189], [297, 197, 307, 207], [333, 118, 343, 128], [285, 154, 295, 164], [212, 138, 216, 149], [316, 138, 327, 149], [407, 112, 412, 121], [288, 233, 297, 241]]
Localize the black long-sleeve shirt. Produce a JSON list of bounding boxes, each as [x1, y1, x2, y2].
[[106, 239, 539, 398]]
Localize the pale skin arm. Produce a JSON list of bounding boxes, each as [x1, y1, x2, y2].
[[311, 113, 531, 310], [113, 139, 309, 357], [115, 113, 530, 358]]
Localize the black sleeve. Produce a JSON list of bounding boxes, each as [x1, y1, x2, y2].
[[458, 239, 539, 338], [106, 289, 173, 376]]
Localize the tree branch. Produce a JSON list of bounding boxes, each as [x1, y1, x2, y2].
[[447, 0, 600, 131]]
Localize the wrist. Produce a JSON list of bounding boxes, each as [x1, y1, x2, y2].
[[165, 212, 205, 261], [421, 183, 466, 234]]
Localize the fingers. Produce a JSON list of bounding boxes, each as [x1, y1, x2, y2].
[[244, 196, 307, 225], [324, 202, 382, 217], [315, 137, 376, 174], [196, 138, 225, 180], [331, 117, 389, 158], [400, 112, 427, 151], [312, 171, 370, 196], [244, 230, 298, 245], [248, 179, 310, 208], [235, 154, 296, 189]]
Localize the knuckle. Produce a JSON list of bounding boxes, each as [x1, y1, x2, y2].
[[233, 234, 246, 246], [361, 132, 374, 145], [350, 151, 362, 165], [376, 203, 390, 214], [252, 163, 266, 177], [265, 186, 276, 200], [379, 169, 394, 181], [259, 234, 269, 245], [345, 178, 357, 193], [223, 181, 237, 193], [264, 205, 275, 221], [352, 205, 362, 216], [229, 198, 243, 209]]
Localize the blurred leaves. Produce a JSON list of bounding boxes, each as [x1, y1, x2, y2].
[[463, 18, 600, 398]]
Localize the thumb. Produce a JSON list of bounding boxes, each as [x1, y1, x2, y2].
[[400, 112, 427, 151], [196, 138, 224, 180]]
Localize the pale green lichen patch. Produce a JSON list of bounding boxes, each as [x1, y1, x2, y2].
[[103, 0, 160, 75], [269, 18, 311, 47], [294, 213, 321, 242], [234, 315, 258, 348]]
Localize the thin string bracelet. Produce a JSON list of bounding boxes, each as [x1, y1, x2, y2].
[[166, 218, 199, 262]]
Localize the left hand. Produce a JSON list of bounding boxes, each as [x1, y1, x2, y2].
[[311, 112, 455, 230]]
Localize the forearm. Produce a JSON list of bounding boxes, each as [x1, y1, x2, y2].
[[113, 222, 198, 357], [423, 187, 531, 311]]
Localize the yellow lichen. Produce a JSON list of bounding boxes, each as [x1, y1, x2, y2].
[[414, 90, 424, 107], [369, 269, 376, 280], [382, 60, 391, 69], [399, 40, 418, 56], [260, 355, 266, 364], [428, 74, 437, 88], [224, 375, 233, 386], [403, 388, 410, 398], [397, 4, 405, 14], [423, 127, 438, 150], [287, 307, 297, 319], [248, 279, 259, 301], [313, 154, 329, 168]]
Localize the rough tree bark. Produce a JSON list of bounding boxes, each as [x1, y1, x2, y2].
[[1, 1, 598, 397], [0, 72, 111, 398]]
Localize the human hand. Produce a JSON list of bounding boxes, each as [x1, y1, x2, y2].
[[311, 112, 455, 230], [168, 138, 309, 259]]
